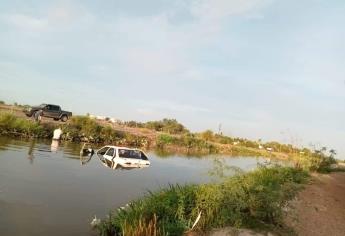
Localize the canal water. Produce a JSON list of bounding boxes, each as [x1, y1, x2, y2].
[[0, 137, 269, 236]]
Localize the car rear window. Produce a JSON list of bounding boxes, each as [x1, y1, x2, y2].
[[119, 149, 142, 159]]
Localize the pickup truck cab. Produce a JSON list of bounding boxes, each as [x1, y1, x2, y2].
[[24, 104, 72, 122]]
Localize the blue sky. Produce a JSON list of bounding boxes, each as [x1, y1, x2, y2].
[[0, 0, 344, 158]]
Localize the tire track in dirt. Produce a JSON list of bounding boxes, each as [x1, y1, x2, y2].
[[286, 172, 345, 236]]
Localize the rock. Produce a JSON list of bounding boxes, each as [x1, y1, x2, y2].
[[90, 215, 100, 228]]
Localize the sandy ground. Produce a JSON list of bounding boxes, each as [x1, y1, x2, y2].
[[285, 172, 345, 236]]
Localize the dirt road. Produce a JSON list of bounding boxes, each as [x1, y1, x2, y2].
[[286, 172, 345, 236]]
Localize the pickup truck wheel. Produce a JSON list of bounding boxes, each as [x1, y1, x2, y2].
[[61, 115, 68, 122]]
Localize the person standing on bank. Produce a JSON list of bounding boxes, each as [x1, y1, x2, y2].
[[34, 109, 43, 123], [53, 127, 63, 140]]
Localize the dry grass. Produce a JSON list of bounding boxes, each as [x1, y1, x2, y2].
[[121, 214, 162, 236]]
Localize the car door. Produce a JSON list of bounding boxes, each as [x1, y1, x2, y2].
[[49, 105, 61, 118], [42, 105, 51, 117], [118, 149, 133, 165], [43, 105, 58, 118], [97, 146, 109, 156], [128, 150, 141, 165], [104, 147, 115, 161]]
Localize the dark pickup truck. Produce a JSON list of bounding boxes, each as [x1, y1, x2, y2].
[[24, 104, 72, 122]]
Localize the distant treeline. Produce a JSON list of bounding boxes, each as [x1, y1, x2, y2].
[[123, 118, 188, 134], [123, 119, 333, 157]]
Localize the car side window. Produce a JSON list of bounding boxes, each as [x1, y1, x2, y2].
[[51, 105, 58, 111], [130, 150, 141, 159], [119, 149, 130, 158], [140, 151, 148, 160], [105, 148, 115, 157]]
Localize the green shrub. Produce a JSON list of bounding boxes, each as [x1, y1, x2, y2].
[[65, 116, 102, 138], [214, 134, 234, 144], [63, 116, 148, 146], [144, 118, 188, 134], [200, 130, 214, 141], [294, 152, 337, 173], [124, 120, 144, 128], [156, 134, 176, 148], [0, 112, 52, 137], [230, 145, 262, 157], [97, 167, 308, 235], [155, 133, 217, 154]]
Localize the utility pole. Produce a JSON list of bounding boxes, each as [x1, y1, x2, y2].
[[218, 123, 222, 135]]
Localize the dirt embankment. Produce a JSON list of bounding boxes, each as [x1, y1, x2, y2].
[[0, 104, 158, 141], [285, 172, 345, 236]]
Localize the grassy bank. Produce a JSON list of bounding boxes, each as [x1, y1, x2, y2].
[[0, 112, 150, 148], [96, 166, 308, 236], [0, 112, 54, 138], [62, 116, 150, 147], [0, 112, 262, 156], [0, 111, 338, 171]]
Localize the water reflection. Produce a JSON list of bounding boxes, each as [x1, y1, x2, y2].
[[26, 139, 62, 164], [51, 140, 59, 153], [27, 140, 36, 164], [80, 153, 93, 166], [208, 157, 244, 181]]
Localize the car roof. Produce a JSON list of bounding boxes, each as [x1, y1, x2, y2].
[[103, 145, 140, 151]]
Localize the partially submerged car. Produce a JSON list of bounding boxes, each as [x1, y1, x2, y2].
[[96, 145, 150, 169], [99, 157, 150, 170]]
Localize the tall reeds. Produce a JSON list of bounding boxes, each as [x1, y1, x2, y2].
[[97, 166, 309, 236]]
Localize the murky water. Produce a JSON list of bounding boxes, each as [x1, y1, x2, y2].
[[0, 137, 270, 236]]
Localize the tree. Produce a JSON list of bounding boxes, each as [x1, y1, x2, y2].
[[201, 130, 214, 141], [144, 118, 188, 134], [329, 149, 337, 158]]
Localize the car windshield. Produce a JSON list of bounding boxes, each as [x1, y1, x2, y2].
[[38, 104, 46, 108]]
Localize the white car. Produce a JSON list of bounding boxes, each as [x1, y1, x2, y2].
[[96, 145, 150, 169]]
